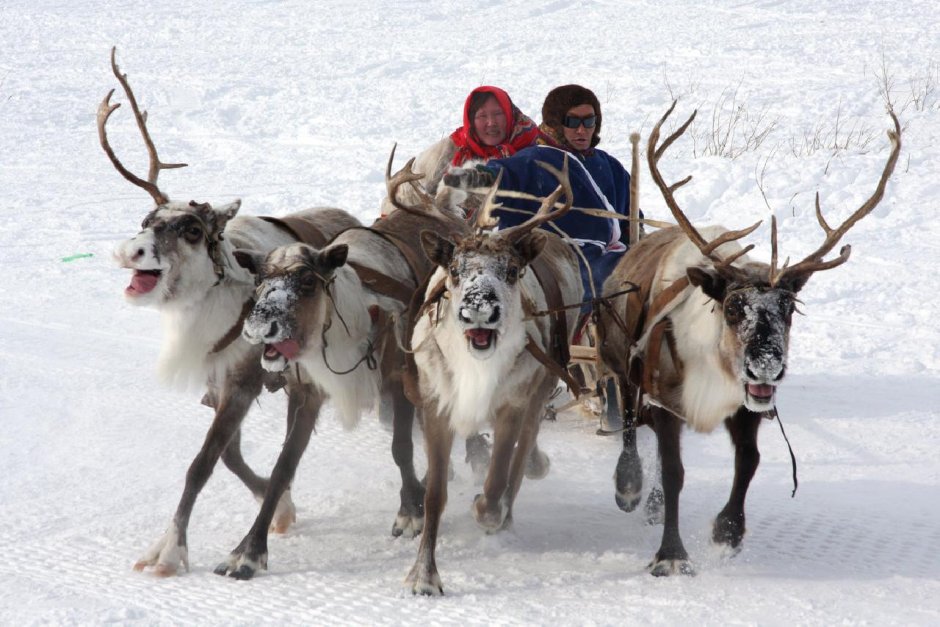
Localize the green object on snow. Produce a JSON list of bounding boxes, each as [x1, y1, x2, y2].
[[61, 253, 94, 262]]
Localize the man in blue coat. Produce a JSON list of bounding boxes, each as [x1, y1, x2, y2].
[[445, 84, 632, 310]]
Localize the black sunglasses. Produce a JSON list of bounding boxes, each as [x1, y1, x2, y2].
[[562, 114, 597, 129]]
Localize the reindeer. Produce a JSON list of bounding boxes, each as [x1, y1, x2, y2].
[[211, 153, 473, 580], [598, 102, 902, 576], [101, 47, 359, 576], [404, 159, 581, 595]]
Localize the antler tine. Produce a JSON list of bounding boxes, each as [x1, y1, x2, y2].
[[97, 88, 169, 205], [499, 154, 574, 242], [385, 144, 432, 214], [647, 102, 711, 254], [702, 219, 762, 256], [769, 215, 780, 284], [777, 110, 902, 281], [648, 101, 758, 276], [101, 47, 186, 205], [476, 168, 504, 231]]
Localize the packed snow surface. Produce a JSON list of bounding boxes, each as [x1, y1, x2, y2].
[[1, 0, 938, 624]]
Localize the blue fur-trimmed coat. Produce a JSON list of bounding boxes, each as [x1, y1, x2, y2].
[[483, 145, 631, 306]]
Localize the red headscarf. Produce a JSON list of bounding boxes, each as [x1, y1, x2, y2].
[[449, 86, 541, 166]]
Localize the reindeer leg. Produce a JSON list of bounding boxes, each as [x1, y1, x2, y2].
[[464, 432, 492, 480], [712, 407, 762, 551], [524, 438, 551, 481], [133, 366, 262, 577], [500, 393, 550, 530], [473, 409, 524, 532], [390, 382, 425, 538], [220, 430, 296, 535], [405, 407, 454, 595], [644, 454, 665, 526], [615, 379, 644, 512], [648, 406, 693, 576], [214, 385, 323, 580]]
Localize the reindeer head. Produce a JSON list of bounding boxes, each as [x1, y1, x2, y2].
[[421, 230, 545, 359], [99, 48, 243, 305], [683, 260, 798, 410], [235, 243, 349, 372], [648, 101, 901, 411], [419, 158, 572, 361], [115, 200, 241, 305]]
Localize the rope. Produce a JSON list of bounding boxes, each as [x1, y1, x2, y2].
[[319, 318, 378, 375], [770, 406, 799, 498]]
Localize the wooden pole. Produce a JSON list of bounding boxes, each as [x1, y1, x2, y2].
[[629, 132, 641, 245]]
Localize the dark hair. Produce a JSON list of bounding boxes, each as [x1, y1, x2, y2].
[[467, 92, 499, 124], [541, 84, 602, 148]]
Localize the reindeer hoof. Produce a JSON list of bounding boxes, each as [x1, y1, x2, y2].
[[405, 564, 443, 596], [472, 494, 508, 532], [465, 434, 491, 479], [615, 491, 642, 513], [524, 448, 551, 480], [214, 551, 267, 580], [712, 512, 746, 549], [152, 562, 180, 577], [648, 558, 695, 577], [391, 512, 424, 538], [614, 450, 644, 513], [133, 529, 189, 576]]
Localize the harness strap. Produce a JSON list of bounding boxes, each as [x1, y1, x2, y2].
[[647, 276, 691, 324], [525, 334, 581, 398], [528, 255, 571, 369], [339, 224, 429, 301], [259, 215, 329, 248], [209, 299, 254, 355], [346, 261, 416, 304]]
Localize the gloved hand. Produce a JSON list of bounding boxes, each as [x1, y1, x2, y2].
[[442, 164, 497, 190]]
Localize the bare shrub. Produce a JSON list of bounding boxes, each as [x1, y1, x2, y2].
[[788, 97, 879, 158]]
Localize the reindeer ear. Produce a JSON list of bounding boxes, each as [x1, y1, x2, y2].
[[191, 199, 241, 235], [216, 199, 241, 223], [420, 230, 456, 267], [776, 271, 811, 295], [319, 244, 349, 270], [513, 231, 547, 265], [233, 248, 265, 275], [687, 266, 727, 303]]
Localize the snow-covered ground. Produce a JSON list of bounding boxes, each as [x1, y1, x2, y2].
[[1, 0, 938, 624]]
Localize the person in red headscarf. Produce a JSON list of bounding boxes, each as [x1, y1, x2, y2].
[[381, 86, 541, 216], [449, 86, 542, 166]]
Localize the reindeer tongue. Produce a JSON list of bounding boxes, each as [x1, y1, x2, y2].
[[270, 339, 300, 360], [127, 271, 159, 295], [747, 383, 775, 400], [466, 328, 493, 348]]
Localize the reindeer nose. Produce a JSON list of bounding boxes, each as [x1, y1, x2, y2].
[[264, 320, 280, 340], [487, 305, 500, 324]]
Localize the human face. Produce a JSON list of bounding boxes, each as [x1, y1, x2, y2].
[[472, 96, 508, 147], [562, 103, 596, 152]]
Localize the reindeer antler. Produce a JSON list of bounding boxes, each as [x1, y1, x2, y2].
[[648, 101, 762, 277], [475, 167, 504, 231], [385, 143, 435, 213], [772, 110, 902, 285], [97, 46, 187, 205], [497, 155, 574, 243]]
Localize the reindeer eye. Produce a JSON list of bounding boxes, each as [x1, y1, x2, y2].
[[297, 270, 318, 292], [724, 296, 745, 324], [183, 224, 203, 243], [449, 265, 459, 279], [506, 265, 519, 283]]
